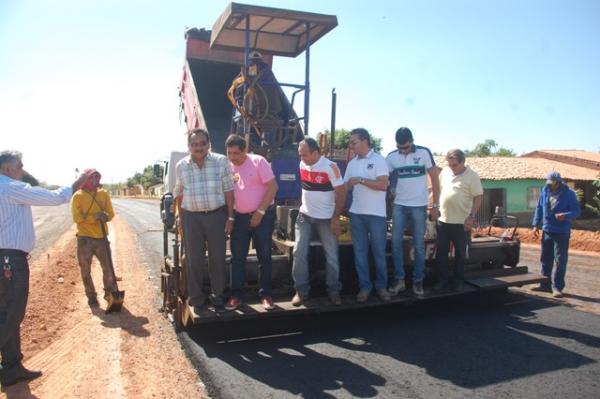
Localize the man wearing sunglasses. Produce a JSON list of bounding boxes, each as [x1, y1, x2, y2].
[[174, 128, 235, 314], [385, 127, 440, 298]]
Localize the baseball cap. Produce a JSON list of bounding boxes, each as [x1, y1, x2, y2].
[[545, 171, 562, 185]]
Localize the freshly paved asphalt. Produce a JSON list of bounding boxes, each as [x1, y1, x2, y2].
[[108, 199, 600, 398]]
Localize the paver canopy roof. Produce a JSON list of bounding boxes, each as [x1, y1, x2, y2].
[[210, 2, 338, 57]]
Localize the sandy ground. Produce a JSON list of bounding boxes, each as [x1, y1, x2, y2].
[[1, 215, 207, 398], [1, 212, 598, 397]]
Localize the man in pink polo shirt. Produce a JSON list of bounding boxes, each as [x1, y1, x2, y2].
[[224, 134, 278, 311]]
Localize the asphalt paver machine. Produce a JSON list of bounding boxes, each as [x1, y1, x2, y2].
[[159, 3, 547, 330]]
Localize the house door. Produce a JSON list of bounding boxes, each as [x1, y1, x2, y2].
[[478, 188, 506, 226]]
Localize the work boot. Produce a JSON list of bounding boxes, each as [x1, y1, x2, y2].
[[0, 364, 42, 387], [388, 279, 406, 296]]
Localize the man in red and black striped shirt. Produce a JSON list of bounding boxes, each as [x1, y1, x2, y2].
[[292, 138, 346, 306]]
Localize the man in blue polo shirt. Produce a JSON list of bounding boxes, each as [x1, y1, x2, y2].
[[386, 127, 440, 297]]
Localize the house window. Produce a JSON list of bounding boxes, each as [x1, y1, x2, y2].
[[527, 187, 541, 209]]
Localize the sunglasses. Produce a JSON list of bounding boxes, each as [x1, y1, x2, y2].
[[397, 143, 412, 150]]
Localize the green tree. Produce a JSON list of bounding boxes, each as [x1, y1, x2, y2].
[[585, 177, 600, 216], [464, 139, 515, 157], [317, 129, 383, 153], [126, 165, 163, 190]]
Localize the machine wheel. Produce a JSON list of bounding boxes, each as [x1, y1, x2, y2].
[[173, 298, 186, 332]]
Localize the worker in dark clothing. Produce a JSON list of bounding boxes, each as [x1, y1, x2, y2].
[[0, 150, 86, 387], [532, 171, 581, 297]]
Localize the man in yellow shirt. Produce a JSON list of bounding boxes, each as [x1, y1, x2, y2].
[[435, 149, 483, 292], [71, 169, 117, 306]]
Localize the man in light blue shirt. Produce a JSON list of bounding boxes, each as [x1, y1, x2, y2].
[[0, 150, 86, 387]]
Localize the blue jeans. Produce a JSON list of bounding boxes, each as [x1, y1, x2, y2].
[[230, 207, 275, 298], [349, 212, 388, 291], [391, 204, 427, 283], [540, 231, 570, 291], [292, 213, 342, 296]]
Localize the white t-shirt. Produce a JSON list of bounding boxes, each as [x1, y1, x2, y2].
[[299, 156, 344, 219], [344, 150, 388, 217], [386, 145, 435, 207]]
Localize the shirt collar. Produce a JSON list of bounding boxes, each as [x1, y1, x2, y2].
[[358, 149, 374, 159]]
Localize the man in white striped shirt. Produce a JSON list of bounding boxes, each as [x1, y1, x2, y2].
[[0, 150, 86, 387], [174, 129, 235, 314]]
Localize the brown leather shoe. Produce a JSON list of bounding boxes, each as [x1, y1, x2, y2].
[[0, 365, 42, 387]]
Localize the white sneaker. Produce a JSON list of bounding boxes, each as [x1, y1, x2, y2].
[[552, 289, 564, 298], [413, 282, 424, 297], [388, 280, 406, 296]]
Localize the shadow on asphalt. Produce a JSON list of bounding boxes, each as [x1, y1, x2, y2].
[[184, 292, 598, 397]]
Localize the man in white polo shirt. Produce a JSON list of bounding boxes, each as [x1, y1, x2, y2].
[[386, 127, 440, 297], [344, 128, 391, 303], [435, 149, 483, 291], [292, 138, 346, 306]]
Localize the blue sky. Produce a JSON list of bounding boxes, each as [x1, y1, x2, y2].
[[1, 0, 598, 185]]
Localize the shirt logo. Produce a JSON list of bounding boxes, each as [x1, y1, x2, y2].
[[413, 157, 421, 164], [367, 163, 374, 169]]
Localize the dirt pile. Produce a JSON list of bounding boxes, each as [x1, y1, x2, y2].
[[3, 217, 207, 398]]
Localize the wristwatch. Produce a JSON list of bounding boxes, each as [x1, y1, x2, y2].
[[228, 216, 235, 221], [359, 178, 365, 184], [256, 208, 266, 215]]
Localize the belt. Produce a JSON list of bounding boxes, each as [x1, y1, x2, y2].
[[194, 205, 227, 215], [0, 249, 29, 258], [235, 205, 274, 216]]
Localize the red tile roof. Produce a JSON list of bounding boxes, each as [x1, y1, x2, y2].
[[434, 156, 600, 181]]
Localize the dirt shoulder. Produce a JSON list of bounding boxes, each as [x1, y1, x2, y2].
[[485, 226, 600, 254], [2, 216, 207, 398]]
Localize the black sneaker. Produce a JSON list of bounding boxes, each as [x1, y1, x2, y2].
[[452, 280, 464, 292], [433, 281, 448, 292]]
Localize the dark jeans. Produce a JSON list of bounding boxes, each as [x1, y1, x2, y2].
[[0, 253, 28, 370], [435, 221, 468, 284], [230, 207, 275, 298], [541, 231, 570, 291], [181, 209, 227, 306]]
